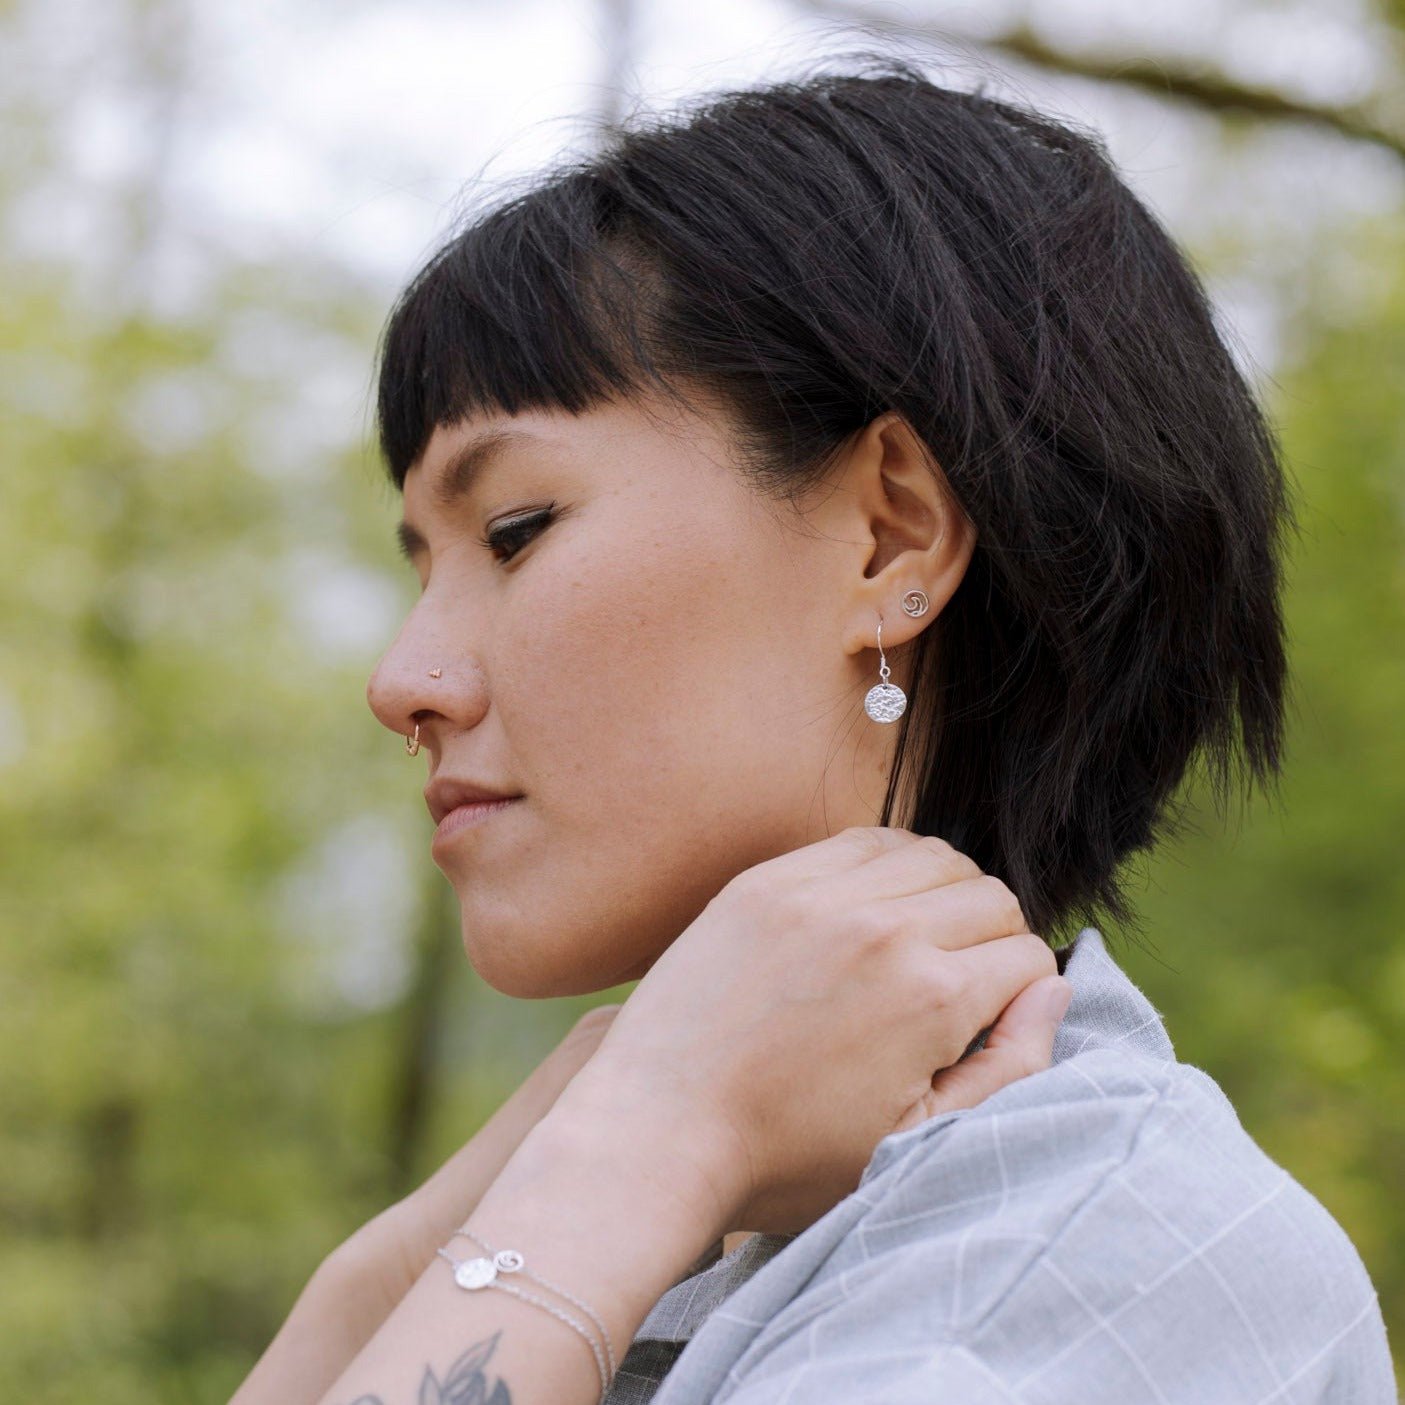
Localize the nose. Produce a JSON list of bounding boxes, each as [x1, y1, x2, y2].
[[365, 612, 483, 747]]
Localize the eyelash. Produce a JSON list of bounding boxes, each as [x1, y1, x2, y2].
[[477, 504, 557, 564]]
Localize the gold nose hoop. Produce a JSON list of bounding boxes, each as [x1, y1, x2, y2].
[[406, 667, 443, 755]]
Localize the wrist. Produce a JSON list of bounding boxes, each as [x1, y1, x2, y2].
[[538, 1062, 749, 1247], [445, 1099, 729, 1344]]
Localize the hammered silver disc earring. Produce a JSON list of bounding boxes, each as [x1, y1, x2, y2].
[[863, 590, 930, 724]]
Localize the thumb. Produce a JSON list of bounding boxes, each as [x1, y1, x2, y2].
[[927, 975, 1073, 1114]]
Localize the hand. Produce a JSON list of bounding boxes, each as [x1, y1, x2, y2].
[[305, 1006, 622, 1376], [565, 826, 1070, 1239]]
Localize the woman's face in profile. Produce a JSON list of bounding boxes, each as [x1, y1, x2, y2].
[[366, 389, 938, 998]]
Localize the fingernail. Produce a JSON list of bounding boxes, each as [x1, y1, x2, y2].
[[1042, 978, 1073, 1021]]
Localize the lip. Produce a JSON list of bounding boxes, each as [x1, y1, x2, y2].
[[424, 775, 523, 826], [431, 796, 521, 851]]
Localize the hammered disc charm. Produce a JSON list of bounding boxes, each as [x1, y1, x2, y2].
[[453, 1256, 498, 1289], [864, 682, 907, 723]]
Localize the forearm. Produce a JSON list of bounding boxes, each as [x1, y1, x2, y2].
[[228, 1254, 383, 1405], [229, 1174, 502, 1405], [231, 1019, 626, 1405], [312, 1090, 733, 1405]]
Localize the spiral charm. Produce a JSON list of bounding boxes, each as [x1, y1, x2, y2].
[[864, 681, 907, 723], [901, 589, 929, 617]]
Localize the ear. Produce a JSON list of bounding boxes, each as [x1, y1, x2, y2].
[[814, 411, 977, 656]]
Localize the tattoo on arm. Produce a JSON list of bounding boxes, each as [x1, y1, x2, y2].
[[340, 1327, 512, 1404]]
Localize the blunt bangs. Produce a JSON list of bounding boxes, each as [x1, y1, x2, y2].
[[375, 184, 664, 487]]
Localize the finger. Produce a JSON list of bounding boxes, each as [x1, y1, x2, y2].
[[883, 872, 1032, 950], [739, 824, 921, 888], [567, 1003, 623, 1041], [927, 976, 1072, 1112], [929, 932, 1061, 1044], [825, 829, 983, 900], [973, 974, 1072, 1066]]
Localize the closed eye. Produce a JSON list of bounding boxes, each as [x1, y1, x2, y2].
[[479, 504, 557, 564]]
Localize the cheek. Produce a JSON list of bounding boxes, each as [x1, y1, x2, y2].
[[528, 505, 771, 694], [511, 537, 718, 770], [505, 510, 816, 834], [463, 507, 836, 993]]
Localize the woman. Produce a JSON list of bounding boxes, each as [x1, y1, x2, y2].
[[232, 61, 1395, 1404]]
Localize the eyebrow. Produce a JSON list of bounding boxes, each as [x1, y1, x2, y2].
[[394, 428, 541, 560]]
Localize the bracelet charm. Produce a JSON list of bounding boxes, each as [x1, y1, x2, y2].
[[451, 1255, 498, 1290], [448, 1247, 525, 1289]]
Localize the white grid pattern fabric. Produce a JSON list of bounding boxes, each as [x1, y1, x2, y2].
[[602, 927, 1396, 1404]]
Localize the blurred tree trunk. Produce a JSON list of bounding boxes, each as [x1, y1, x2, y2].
[[74, 1097, 140, 1241], [384, 864, 459, 1199], [596, 0, 636, 137]]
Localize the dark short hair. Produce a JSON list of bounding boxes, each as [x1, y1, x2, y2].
[[375, 57, 1292, 947]]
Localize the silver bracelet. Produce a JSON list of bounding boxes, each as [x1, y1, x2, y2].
[[451, 1227, 619, 1378], [434, 1235, 615, 1403]]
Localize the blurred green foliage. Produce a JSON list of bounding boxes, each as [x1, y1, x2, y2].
[[1, 54, 1402, 1405], [1115, 212, 1405, 1384]]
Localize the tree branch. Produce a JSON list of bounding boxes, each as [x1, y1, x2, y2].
[[798, 1, 1405, 164]]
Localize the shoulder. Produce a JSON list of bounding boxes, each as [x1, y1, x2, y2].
[[714, 932, 1397, 1403], [842, 1049, 1396, 1401]]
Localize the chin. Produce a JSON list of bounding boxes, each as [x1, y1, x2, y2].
[[459, 924, 634, 1000]]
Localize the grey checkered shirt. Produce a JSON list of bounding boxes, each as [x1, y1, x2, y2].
[[602, 927, 1396, 1403]]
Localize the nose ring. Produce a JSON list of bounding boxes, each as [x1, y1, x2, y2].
[[404, 666, 442, 755]]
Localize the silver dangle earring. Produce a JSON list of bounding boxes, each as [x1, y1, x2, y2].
[[864, 616, 906, 723], [863, 591, 929, 725]]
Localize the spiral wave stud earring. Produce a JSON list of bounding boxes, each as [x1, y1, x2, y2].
[[901, 589, 929, 618], [864, 614, 908, 724]]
